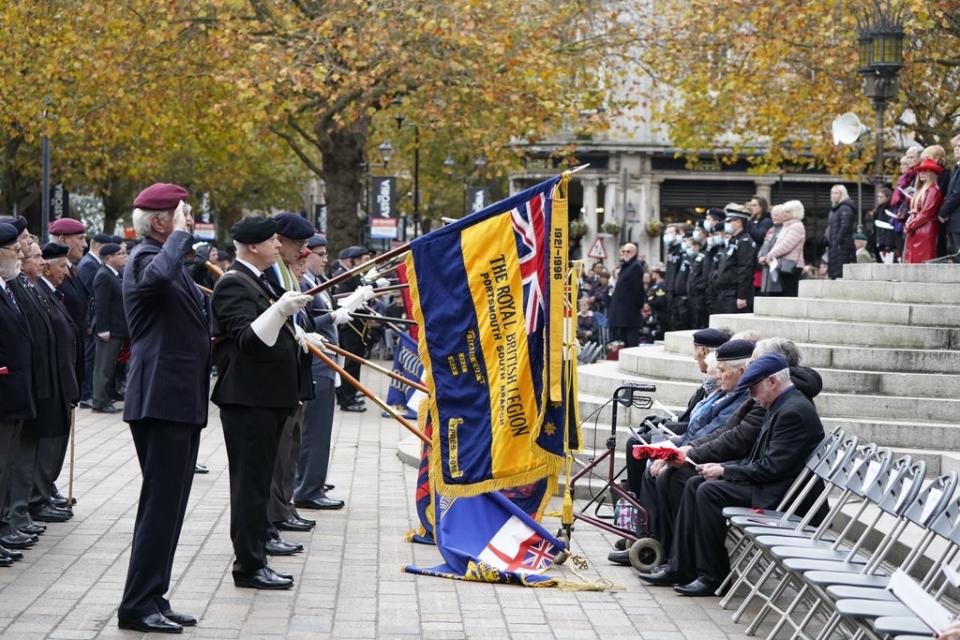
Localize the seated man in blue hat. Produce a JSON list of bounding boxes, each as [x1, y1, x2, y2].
[[638, 352, 825, 596]]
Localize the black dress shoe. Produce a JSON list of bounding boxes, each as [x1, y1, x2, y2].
[[292, 514, 315, 527], [323, 484, 335, 492], [265, 566, 293, 581], [19, 523, 46, 536], [673, 577, 725, 597], [233, 567, 294, 589], [294, 497, 345, 510], [1, 532, 37, 549], [194, 463, 209, 474], [0, 545, 23, 561], [264, 538, 302, 556], [160, 610, 197, 626], [117, 612, 182, 634], [608, 550, 630, 566], [49, 495, 76, 508], [0, 556, 13, 568], [614, 538, 629, 551], [31, 505, 72, 522], [637, 566, 688, 587], [92, 403, 121, 414], [340, 403, 366, 412], [275, 518, 313, 532]]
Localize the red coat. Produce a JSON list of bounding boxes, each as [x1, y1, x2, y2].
[[904, 185, 943, 263]]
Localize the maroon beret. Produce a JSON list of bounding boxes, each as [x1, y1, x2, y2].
[[49, 218, 87, 236], [133, 183, 189, 211]]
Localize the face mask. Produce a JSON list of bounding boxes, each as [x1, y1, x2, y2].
[[703, 220, 714, 232], [702, 376, 718, 393], [723, 222, 734, 235], [684, 246, 696, 258], [692, 230, 704, 242], [662, 233, 675, 246]]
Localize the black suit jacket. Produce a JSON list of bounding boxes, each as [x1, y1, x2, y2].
[[122, 230, 211, 425], [77, 252, 100, 298], [93, 265, 127, 336], [211, 261, 312, 409], [608, 257, 645, 329], [0, 280, 35, 420], [37, 279, 80, 407], [941, 164, 960, 234], [722, 386, 824, 508], [59, 271, 88, 338], [10, 278, 56, 402]]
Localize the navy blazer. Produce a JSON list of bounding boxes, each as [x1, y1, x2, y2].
[[0, 280, 35, 421], [76, 252, 100, 298], [93, 265, 128, 336], [301, 272, 338, 381], [122, 230, 211, 426]]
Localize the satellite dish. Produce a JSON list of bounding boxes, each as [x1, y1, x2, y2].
[[832, 112, 869, 146]]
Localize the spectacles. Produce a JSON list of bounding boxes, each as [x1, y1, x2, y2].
[[312, 251, 327, 257]]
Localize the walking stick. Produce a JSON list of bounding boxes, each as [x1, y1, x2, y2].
[[67, 407, 76, 504]]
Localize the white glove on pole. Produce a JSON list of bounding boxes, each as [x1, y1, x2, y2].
[[330, 307, 352, 325], [294, 325, 309, 353], [338, 285, 375, 313], [375, 278, 390, 289], [251, 291, 312, 347]]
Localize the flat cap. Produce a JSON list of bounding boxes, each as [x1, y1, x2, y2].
[[736, 352, 789, 391], [133, 183, 189, 211], [49, 218, 87, 236], [338, 245, 369, 260], [0, 215, 27, 234], [693, 328, 731, 349], [99, 243, 122, 257], [306, 234, 327, 249], [231, 216, 278, 245], [272, 212, 316, 240], [0, 222, 18, 247], [41, 242, 69, 260], [92, 233, 113, 244], [716, 338, 755, 361], [705, 208, 726, 220]]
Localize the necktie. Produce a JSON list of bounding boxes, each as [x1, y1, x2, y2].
[[3, 284, 20, 314], [259, 274, 283, 300]]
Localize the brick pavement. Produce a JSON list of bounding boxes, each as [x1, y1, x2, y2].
[[0, 369, 754, 640]]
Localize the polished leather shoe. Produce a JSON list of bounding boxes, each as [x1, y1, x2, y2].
[[92, 403, 121, 414], [264, 538, 302, 556], [160, 610, 197, 627], [31, 505, 72, 522], [117, 612, 182, 633], [673, 577, 725, 597], [19, 523, 46, 536], [194, 463, 209, 474], [294, 497, 345, 510], [293, 514, 315, 527], [233, 567, 293, 590], [608, 550, 630, 566], [49, 495, 76, 508], [276, 518, 313, 532], [0, 545, 23, 561], [0, 556, 13, 568], [1, 532, 37, 549], [339, 402, 367, 412], [637, 566, 688, 587], [265, 566, 293, 581], [323, 483, 335, 492]]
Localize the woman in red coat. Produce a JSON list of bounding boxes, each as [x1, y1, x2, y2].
[[904, 158, 945, 263]]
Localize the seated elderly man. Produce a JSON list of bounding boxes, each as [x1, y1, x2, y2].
[[649, 337, 822, 565], [638, 352, 825, 596], [610, 336, 751, 565]]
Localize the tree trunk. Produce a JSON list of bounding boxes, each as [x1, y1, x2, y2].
[[99, 177, 136, 235], [318, 121, 368, 256]]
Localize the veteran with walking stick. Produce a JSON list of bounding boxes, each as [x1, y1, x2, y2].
[[117, 183, 211, 634]]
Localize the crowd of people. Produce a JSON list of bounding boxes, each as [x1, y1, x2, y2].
[[0, 184, 400, 633], [609, 328, 826, 598]]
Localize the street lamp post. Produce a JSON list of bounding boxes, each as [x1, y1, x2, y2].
[[857, 0, 905, 186], [443, 155, 487, 215], [395, 116, 420, 239]]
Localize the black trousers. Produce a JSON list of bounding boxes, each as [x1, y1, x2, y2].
[[669, 475, 753, 584], [337, 327, 365, 406], [34, 434, 69, 507], [655, 465, 698, 555], [295, 377, 336, 503], [623, 436, 660, 537], [709, 288, 752, 315], [81, 329, 95, 401], [8, 431, 41, 530], [268, 404, 304, 524], [119, 419, 201, 618], [0, 420, 24, 530], [220, 405, 288, 574], [615, 327, 641, 348], [92, 336, 123, 409]]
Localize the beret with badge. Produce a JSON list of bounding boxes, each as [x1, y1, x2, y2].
[[0, 215, 27, 234], [0, 222, 18, 247], [231, 216, 278, 244], [99, 243, 122, 258], [693, 327, 732, 349], [735, 352, 789, 391], [716, 338, 755, 361], [272, 212, 316, 240], [49, 218, 87, 236], [133, 183, 189, 211], [42, 243, 70, 260], [92, 233, 114, 244], [306, 234, 326, 249]]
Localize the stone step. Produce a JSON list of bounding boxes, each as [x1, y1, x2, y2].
[[799, 278, 960, 306], [618, 345, 960, 399], [709, 313, 960, 350], [662, 331, 960, 374], [843, 263, 960, 283], [754, 296, 960, 328], [578, 360, 960, 425]]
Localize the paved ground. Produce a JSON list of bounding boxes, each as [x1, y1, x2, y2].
[[0, 368, 754, 640]]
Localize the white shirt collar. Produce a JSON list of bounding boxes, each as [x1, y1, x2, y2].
[[107, 264, 119, 277], [40, 277, 55, 292], [235, 257, 263, 278]]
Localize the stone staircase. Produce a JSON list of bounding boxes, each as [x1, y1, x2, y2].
[[397, 263, 960, 494]]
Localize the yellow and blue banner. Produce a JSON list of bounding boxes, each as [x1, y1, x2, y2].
[[406, 176, 569, 496]]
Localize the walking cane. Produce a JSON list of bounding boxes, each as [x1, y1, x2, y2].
[[67, 406, 76, 504]]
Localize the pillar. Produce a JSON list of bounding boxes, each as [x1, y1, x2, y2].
[[581, 176, 600, 268]]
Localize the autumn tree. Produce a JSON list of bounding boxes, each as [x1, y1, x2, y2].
[[214, 0, 633, 252], [638, 0, 960, 176]]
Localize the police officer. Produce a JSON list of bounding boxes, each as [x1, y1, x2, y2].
[[685, 233, 709, 329], [646, 267, 669, 323], [711, 204, 757, 315], [661, 225, 683, 332], [118, 184, 212, 633], [669, 230, 693, 331]]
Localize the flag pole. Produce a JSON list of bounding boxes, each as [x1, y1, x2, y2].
[[317, 340, 429, 393], [303, 243, 410, 296], [333, 283, 408, 299]]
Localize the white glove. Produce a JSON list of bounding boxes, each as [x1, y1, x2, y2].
[[338, 285, 374, 312], [375, 278, 390, 289], [251, 292, 312, 347], [294, 325, 309, 353], [330, 307, 352, 325]]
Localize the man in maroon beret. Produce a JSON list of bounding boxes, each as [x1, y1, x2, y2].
[[118, 184, 208, 633]]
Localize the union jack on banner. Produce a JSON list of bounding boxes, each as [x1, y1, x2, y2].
[[522, 538, 557, 571], [482, 531, 556, 573], [510, 194, 547, 335]]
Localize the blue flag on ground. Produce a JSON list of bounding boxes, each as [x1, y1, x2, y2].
[[385, 332, 425, 419]]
